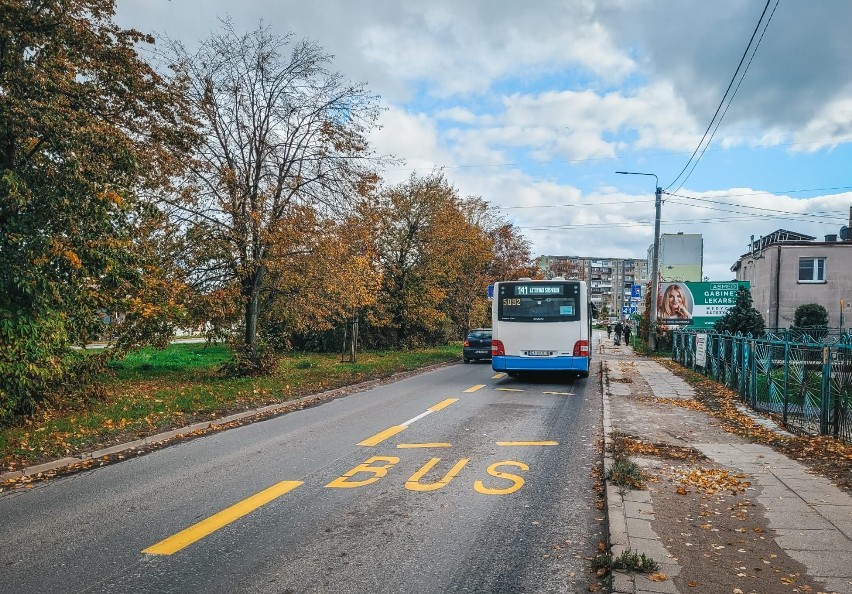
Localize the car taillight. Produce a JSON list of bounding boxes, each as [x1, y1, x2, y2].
[[464, 339, 471, 347], [573, 340, 589, 356], [492, 340, 505, 356]]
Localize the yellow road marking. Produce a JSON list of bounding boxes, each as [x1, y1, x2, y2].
[[492, 373, 506, 379], [397, 443, 452, 448], [360, 399, 456, 447], [496, 441, 559, 446], [359, 425, 406, 446], [405, 458, 470, 491], [496, 388, 524, 392], [542, 391, 573, 396], [473, 461, 528, 495], [464, 384, 485, 393], [428, 398, 458, 412], [143, 480, 303, 555], [326, 456, 399, 488]]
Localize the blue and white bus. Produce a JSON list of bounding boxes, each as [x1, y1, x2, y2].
[[491, 278, 592, 378]]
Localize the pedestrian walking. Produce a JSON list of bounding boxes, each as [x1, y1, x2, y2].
[[614, 321, 623, 345], [606, 323, 612, 339], [623, 322, 632, 346]]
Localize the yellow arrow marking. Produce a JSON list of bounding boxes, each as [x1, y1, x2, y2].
[[143, 480, 303, 555]]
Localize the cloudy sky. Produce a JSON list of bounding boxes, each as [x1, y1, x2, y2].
[[116, 0, 852, 280]]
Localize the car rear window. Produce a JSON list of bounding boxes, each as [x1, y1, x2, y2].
[[467, 330, 491, 339]]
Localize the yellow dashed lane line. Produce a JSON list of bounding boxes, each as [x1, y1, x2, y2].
[[144, 480, 303, 555]]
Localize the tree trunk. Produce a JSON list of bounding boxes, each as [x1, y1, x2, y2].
[[243, 265, 266, 366]]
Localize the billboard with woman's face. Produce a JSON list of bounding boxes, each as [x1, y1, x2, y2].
[[658, 283, 694, 328], [657, 281, 751, 329]]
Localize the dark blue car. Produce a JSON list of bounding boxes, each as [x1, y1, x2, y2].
[[463, 328, 492, 363]]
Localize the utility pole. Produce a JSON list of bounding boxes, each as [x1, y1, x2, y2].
[[617, 171, 662, 350]]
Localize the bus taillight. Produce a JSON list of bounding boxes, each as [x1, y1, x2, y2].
[[573, 340, 589, 356], [492, 340, 505, 356]]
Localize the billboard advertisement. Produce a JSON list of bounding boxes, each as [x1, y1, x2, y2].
[[658, 281, 749, 330]]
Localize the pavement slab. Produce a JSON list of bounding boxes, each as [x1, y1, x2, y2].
[[600, 333, 852, 594]]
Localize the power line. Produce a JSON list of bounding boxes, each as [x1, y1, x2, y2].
[[665, 0, 779, 192], [498, 199, 648, 210], [519, 209, 845, 231], [664, 193, 845, 222], [492, 186, 852, 213]]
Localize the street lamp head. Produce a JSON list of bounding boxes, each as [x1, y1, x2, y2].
[[616, 170, 659, 187]]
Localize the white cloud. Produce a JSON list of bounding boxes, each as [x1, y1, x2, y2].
[[114, 0, 852, 286]]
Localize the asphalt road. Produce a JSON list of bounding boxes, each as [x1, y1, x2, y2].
[[0, 361, 604, 593]]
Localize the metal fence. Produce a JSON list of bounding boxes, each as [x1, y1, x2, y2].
[[671, 329, 852, 442]]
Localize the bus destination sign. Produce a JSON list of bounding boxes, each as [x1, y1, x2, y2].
[[514, 285, 563, 296]]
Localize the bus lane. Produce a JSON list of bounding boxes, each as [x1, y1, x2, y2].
[[1, 362, 604, 594]]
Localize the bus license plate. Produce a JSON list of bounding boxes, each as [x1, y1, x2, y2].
[[527, 350, 552, 356]]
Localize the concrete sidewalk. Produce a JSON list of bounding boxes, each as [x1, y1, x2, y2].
[[599, 332, 852, 594]]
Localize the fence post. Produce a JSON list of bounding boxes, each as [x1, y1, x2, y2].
[[820, 346, 830, 436], [749, 339, 757, 407], [783, 338, 790, 426]]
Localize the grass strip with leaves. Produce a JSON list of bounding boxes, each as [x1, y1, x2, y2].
[[1, 343, 461, 474]]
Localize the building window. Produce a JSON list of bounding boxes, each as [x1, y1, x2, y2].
[[798, 257, 826, 282]]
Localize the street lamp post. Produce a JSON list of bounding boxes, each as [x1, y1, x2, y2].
[[616, 171, 662, 350]]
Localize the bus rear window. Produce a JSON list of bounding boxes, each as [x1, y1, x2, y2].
[[497, 281, 582, 322], [498, 295, 580, 322]]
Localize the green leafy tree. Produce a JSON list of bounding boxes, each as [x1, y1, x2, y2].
[[793, 303, 829, 328], [165, 22, 384, 374], [0, 1, 195, 422], [713, 285, 765, 337]]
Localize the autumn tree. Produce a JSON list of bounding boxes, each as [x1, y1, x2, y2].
[[444, 199, 536, 333], [488, 222, 537, 282], [439, 196, 497, 335], [258, 202, 382, 352], [0, 1, 196, 422], [164, 23, 385, 373], [365, 173, 479, 347]]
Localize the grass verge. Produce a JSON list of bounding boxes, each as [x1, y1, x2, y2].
[[1, 342, 461, 473]]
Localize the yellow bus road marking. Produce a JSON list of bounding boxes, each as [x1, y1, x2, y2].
[[359, 425, 406, 446], [428, 398, 458, 412], [496, 388, 524, 392], [492, 373, 506, 379], [143, 480, 303, 556], [542, 391, 573, 396], [496, 441, 559, 447], [397, 443, 452, 448], [360, 399, 458, 447], [464, 384, 485, 393]]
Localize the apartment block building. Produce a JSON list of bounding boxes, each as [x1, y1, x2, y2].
[[537, 255, 648, 318], [647, 232, 704, 282]]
